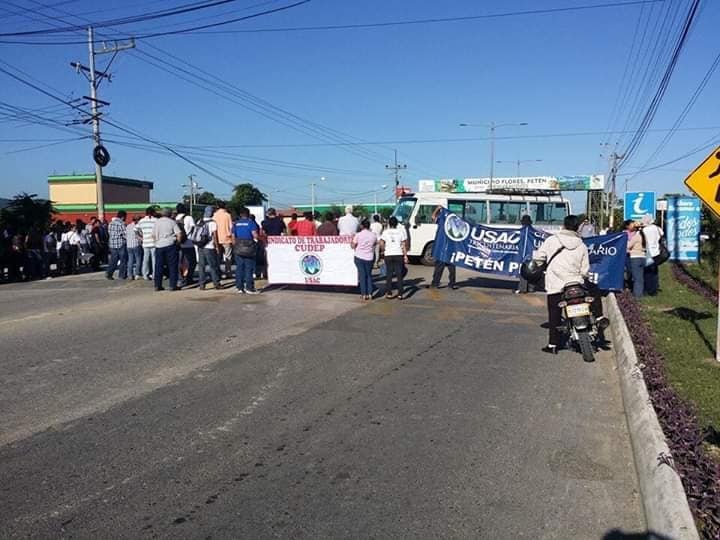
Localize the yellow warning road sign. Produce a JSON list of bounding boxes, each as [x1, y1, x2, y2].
[[685, 145, 720, 218]]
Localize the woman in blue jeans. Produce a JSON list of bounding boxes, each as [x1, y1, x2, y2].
[[625, 220, 646, 298], [351, 219, 378, 301]]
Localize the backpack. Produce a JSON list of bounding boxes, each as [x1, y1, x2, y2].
[[190, 219, 211, 247], [176, 214, 189, 244]]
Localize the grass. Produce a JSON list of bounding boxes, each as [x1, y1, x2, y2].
[[680, 251, 719, 294], [641, 264, 720, 432]]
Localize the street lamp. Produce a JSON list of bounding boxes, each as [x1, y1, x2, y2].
[[310, 176, 325, 217], [459, 121, 528, 190], [374, 184, 389, 214], [496, 159, 543, 178], [266, 188, 286, 209]]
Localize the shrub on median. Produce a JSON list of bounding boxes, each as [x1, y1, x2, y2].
[[617, 290, 720, 538]]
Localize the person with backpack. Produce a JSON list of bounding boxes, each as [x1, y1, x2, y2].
[[641, 214, 664, 296], [192, 206, 222, 290], [175, 203, 197, 287]]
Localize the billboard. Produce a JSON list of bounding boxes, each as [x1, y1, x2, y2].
[[418, 175, 604, 193], [666, 196, 700, 262]]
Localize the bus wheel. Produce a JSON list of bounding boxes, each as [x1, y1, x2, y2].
[[421, 242, 436, 266]]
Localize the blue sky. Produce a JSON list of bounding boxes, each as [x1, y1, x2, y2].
[[0, 0, 718, 212]]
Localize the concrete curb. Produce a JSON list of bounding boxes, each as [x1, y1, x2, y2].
[[605, 293, 699, 539]]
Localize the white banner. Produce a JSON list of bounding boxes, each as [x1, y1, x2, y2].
[[267, 236, 358, 286]]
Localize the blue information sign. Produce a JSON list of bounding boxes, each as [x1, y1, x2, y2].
[[624, 191, 656, 221], [666, 196, 700, 262]]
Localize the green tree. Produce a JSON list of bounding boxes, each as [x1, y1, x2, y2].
[[0, 193, 56, 234], [197, 191, 217, 206], [379, 207, 394, 220], [352, 204, 370, 219], [228, 183, 267, 216]]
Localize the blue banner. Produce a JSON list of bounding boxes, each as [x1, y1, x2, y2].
[[432, 210, 525, 276], [666, 196, 700, 262], [522, 226, 627, 290], [432, 209, 627, 290]]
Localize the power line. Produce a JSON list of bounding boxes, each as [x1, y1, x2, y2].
[[190, 0, 665, 34], [616, 131, 720, 177], [0, 60, 240, 190], [618, 0, 701, 168], [612, 0, 672, 146], [0, 0, 311, 43], [127, 46, 390, 165], [0, 6, 401, 185], [94, 126, 720, 149], [4, 135, 88, 154], [0, 0, 257, 36], [0, 0, 662, 44], [625, 48, 720, 185]]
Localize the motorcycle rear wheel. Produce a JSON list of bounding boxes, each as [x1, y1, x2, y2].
[[578, 331, 595, 362]]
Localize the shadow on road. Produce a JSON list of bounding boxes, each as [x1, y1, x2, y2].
[[603, 529, 674, 540]]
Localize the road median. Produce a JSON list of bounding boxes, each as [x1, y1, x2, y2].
[[606, 293, 699, 539]]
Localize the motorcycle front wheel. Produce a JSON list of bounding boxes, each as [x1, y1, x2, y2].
[[578, 331, 595, 362]]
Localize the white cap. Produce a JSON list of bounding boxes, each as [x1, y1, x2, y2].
[[345, 205, 353, 213]]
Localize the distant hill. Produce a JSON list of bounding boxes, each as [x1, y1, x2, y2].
[[0, 198, 11, 209]]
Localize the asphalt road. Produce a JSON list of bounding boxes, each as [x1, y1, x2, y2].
[[0, 267, 645, 538]]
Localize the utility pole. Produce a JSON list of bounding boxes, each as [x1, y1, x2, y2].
[[385, 150, 407, 199], [459, 122, 528, 191], [72, 27, 134, 221], [182, 174, 199, 215], [310, 177, 325, 217], [607, 151, 624, 230]]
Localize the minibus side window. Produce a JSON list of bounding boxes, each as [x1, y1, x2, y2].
[[464, 200, 487, 224], [529, 202, 568, 225], [489, 201, 527, 225], [414, 205, 436, 224], [448, 200, 465, 217]]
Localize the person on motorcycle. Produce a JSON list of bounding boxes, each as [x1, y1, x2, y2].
[[535, 214, 607, 354]]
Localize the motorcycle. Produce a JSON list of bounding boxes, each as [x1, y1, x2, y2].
[[557, 281, 607, 362]]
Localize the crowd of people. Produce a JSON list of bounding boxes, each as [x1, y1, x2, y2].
[[1, 217, 108, 281], [623, 214, 664, 298], [2, 201, 665, 309], [1, 202, 411, 298]]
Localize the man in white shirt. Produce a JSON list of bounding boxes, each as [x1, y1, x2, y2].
[[175, 203, 197, 287], [136, 207, 157, 280], [641, 214, 664, 296], [338, 205, 360, 236]]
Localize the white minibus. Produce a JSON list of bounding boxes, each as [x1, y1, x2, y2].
[[391, 191, 571, 265]]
